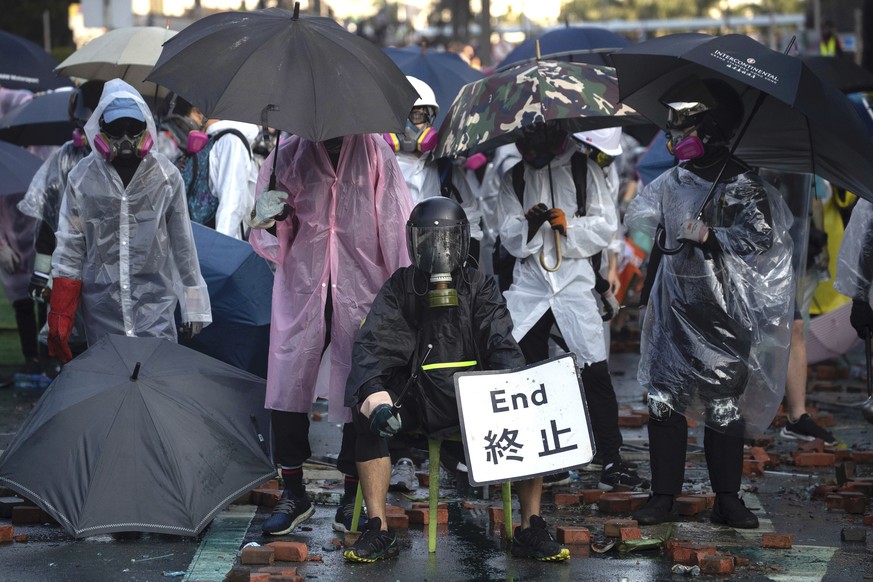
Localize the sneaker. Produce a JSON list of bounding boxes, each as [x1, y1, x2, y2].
[[343, 517, 399, 563], [262, 493, 315, 536], [510, 515, 570, 561], [542, 471, 572, 488], [389, 458, 419, 492], [631, 494, 675, 525], [780, 414, 837, 446], [333, 500, 368, 533], [710, 494, 758, 529], [599, 461, 650, 491], [580, 454, 604, 473]]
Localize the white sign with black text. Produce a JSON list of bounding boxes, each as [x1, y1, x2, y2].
[[454, 354, 595, 486]]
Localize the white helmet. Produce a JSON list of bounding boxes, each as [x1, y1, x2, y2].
[[573, 127, 623, 156], [407, 76, 439, 116]]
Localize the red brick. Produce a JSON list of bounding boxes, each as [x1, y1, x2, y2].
[[0, 526, 12, 543], [847, 481, 873, 497], [835, 450, 853, 462], [813, 485, 839, 499], [814, 364, 838, 379], [406, 508, 448, 525], [603, 518, 637, 537], [488, 506, 504, 524], [687, 492, 715, 509], [749, 447, 770, 463], [266, 541, 308, 562], [580, 489, 603, 504], [699, 553, 735, 575], [416, 471, 429, 487], [864, 514, 873, 526], [797, 439, 825, 454], [628, 493, 649, 512], [306, 554, 323, 562], [556, 526, 590, 544], [852, 451, 873, 464], [386, 513, 409, 529], [743, 459, 765, 476], [565, 543, 590, 558], [411, 502, 448, 511], [598, 493, 632, 514], [11, 505, 41, 525], [385, 504, 406, 515], [619, 527, 641, 541], [668, 540, 716, 565], [734, 556, 750, 567], [825, 495, 844, 510], [794, 452, 835, 467], [814, 412, 835, 428], [268, 576, 304, 582], [675, 496, 707, 516], [241, 546, 275, 565], [254, 489, 282, 508], [253, 566, 299, 577], [810, 381, 841, 392], [13, 534, 27, 543], [249, 574, 270, 582], [843, 496, 868, 514], [310, 412, 323, 421], [553, 493, 581, 507], [761, 533, 793, 549], [618, 411, 646, 427]]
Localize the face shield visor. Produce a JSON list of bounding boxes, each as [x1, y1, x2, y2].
[[407, 223, 470, 275]]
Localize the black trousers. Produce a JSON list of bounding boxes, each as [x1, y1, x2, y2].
[[647, 411, 743, 495], [518, 308, 623, 464]]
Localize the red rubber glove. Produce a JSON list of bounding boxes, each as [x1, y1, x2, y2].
[[48, 277, 82, 363], [548, 208, 567, 236]]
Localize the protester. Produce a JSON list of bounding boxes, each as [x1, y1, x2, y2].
[[835, 198, 873, 339], [820, 20, 844, 57], [343, 197, 569, 563], [497, 120, 646, 491], [47, 79, 211, 362], [248, 132, 412, 536], [626, 77, 794, 528]]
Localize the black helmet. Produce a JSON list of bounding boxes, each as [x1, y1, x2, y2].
[[406, 197, 470, 274], [661, 76, 744, 144]]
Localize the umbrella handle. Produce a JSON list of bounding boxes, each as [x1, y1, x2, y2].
[[539, 231, 563, 271], [655, 224, 685, 255]]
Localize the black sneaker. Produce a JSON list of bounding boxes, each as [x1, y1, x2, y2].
[[510, 515, 570, 562], [710, 494, 758, 529], [599, 461, 650, 491], [333, 499, 369, 533], [780, 414, 837, 446], [580, 454, 605, 473], [262, 493, 315, 536], [631, 494, 675, 525], [343, 517, 399, 563], [542, 471, 572, 488]]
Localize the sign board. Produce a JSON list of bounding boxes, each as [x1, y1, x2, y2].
[[454, 354, 595, 486]]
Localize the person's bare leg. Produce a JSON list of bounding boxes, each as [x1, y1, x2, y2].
[[785, 319, 808, 422], [357, 457, 391, 530], [515, 477, 543, 530]]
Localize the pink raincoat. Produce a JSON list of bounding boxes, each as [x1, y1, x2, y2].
[[249, 134, 412, 423]]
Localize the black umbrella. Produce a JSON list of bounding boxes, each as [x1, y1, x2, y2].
[[610, 33, 873, 204], [0, 89, 75, 146], [0, 141, 43, 196], [147, 5, 417, 143], [801, 55, 873, 94], [497, 26, 631, 70], [0, 335, 275, 538], [0, 30, 71, 92]]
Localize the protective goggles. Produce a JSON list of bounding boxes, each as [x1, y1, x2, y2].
[[100, 117, 147, 140], [408, 107, 434, 126]]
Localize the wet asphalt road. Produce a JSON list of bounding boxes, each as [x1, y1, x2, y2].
[[1, 350, 872, 581]]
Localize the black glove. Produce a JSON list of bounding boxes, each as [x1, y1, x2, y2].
[[369, 404, 402, 438], [525, 203, 550, 242], [29, 271, 51, 302], [850, 299, 873, 339]]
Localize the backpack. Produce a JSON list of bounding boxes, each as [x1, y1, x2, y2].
[[492, 151, 595, 291], [177, 128, 251, 228]]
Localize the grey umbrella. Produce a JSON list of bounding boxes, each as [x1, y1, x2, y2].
[[0, 335, 275, 538], [0, 89, 75, 146], [0, 141, 43, 196]]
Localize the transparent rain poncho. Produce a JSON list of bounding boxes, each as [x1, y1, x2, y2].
[[835, 198, 873, 301], [17, 141, 88, 234], [52, 79, 211, 343], [624, 166, 794, 436]]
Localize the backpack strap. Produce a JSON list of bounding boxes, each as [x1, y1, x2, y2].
[[570, 151, 588, 217], [511, 161, 525, 205], [211, 128, 253, 160], [436, 157, 463, 203]]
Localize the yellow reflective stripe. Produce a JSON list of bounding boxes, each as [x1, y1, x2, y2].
[[421, 360, 477, 371]]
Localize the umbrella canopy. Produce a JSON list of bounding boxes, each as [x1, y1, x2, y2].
[[0, 89, 75, 146], [801, 55, 873, 94], [55, 26, 178, 99], [383, 46, 484, 127], [498, 26, 632, 70], [0, 141, 44, 196], [436, 59, 639, 159], [0, 30, 71, 92], [147, 6, 417, 142], [185, 222, 273, 378], [0, 335, 275, 538], [610, 33, 873, 203]]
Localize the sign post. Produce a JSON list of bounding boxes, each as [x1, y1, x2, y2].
[[454, 353, 595, 486]]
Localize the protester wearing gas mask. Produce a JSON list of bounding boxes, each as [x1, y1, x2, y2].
[[385, 77, 484, 262], [625, 77, 793, 529], [48, 79, 211, 363], [247, 132, 412, 537], [343, 197, 569, 564], [497, 120, 647, 492]]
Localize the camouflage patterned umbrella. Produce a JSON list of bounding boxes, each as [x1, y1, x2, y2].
[[435, 59, 639, 159]]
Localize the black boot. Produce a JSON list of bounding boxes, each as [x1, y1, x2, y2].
[[710, 493, 758, 529], [631, 493, 675, 525]]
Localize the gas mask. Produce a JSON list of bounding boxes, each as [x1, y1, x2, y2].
[[185, 128, 208, 154], [516, 122, 569, 169], [94, 116, 152, 162], [383, 107, 439, 154], [665, 125, 705, 161], [406, 197, 470, 308]]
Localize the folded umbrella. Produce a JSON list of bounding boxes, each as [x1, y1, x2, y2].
[[0, 335, 275, 538], [0, 89, 75, 146]]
